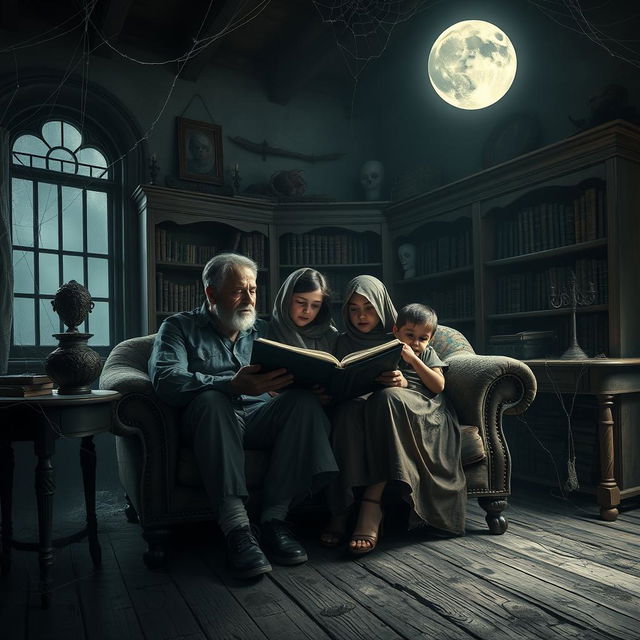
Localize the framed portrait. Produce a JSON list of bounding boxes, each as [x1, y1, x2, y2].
[[177, 117, 224, 184]]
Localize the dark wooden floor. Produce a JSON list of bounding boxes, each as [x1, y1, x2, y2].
[[2, 483, 640, 640]]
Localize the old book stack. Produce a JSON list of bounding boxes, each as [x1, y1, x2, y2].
[[0, 374, 54, 397]]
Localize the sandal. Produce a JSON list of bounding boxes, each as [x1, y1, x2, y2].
[[319, 513, 348, 548], [348, 497, 384, 556]]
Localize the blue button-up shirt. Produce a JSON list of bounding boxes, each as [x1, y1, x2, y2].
[[148, 303, 270, 408]]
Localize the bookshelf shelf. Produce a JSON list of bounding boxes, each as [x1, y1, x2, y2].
[[279, 262, 383, 269], [487, 304, 608, 321], [484, 238, 607, 269], [395, 265, 473, 285]]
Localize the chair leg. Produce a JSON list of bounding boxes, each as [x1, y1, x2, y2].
[[478, 497, 508, 534], [142, 527, 170, 568], [124, 494, 139, 524]]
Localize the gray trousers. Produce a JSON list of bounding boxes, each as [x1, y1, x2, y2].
[[181, 389, 338, 515]]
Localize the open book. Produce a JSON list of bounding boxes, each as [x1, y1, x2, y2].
[[251, 337, 404, 402]]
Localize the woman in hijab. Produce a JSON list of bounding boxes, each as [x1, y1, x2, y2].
[[268, 267, 338, 352], [321, 275, 466, 555]]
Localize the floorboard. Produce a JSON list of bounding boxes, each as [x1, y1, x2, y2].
[[1, 484, 639, 640]]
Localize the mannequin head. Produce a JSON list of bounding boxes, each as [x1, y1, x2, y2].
[[360, 160, 384, 201], [398, 242, 417, 279]]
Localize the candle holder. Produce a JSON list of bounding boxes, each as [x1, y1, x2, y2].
[[231, 164, 241, 194], [549, 271, 596, 359], [149, 154, 159, 185]]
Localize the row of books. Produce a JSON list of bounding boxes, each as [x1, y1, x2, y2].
[[155, 273, 269, 315], [407, 229, 472, 276], [412, 282, 475, 320], [280, 233, 375, 266], [494, 187, 607, 259], [494, 259, 608, 314], [155, 228, 216, 265], [155, 229, 268, 268], [0, 374, 54, 397]]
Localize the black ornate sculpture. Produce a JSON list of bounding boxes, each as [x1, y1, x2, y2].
[[45, 281, 102, 395]]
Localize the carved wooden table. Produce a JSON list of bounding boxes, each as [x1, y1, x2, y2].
[[0, 390, 120, 608], [524, 358, 640, 521]]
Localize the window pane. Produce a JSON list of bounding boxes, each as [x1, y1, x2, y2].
[[88, 257, 109, 298], [13, 297, 35, 345], [62, 186, 83, 252], [88, 301, 109, 346], [63, 122, 82, 152], [41, 121, 62, 148], [77, 148, 109, 179], [38, 182, 59, 250], [11, 178, 34, 247], [86, 191, 108, 254], [39, 252, 60, 295], [12, 249, 34, 294], [63, 254, 84, 285], [39, 298, 59, 345], [12, 134, 49, 167], [48, 148, 77, 174]]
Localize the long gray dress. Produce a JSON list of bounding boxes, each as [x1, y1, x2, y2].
[[329, 276, 467, 534]]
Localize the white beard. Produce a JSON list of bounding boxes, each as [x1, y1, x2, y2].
[[214, 304, 256, 332]]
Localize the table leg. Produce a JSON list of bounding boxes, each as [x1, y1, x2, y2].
[[80, 436, 102, 566], [596, 394, 621, 521], [33, 430, 55, 609], [0, 440, 14, 575]]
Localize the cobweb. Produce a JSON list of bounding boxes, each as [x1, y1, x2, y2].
[[311, 0, 428, 81]]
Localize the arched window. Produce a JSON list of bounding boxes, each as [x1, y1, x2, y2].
[[10, 119, 115, 357]]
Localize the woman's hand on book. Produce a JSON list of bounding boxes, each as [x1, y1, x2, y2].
[[375, 369, 408, 388], [230, 365, 294, 395], [311, 384, 332, 405]]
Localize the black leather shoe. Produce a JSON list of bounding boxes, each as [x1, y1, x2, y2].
[[260, 520, 308, 566], [226, 525, 272, 579]]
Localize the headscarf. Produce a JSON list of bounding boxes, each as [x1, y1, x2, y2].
[[268, 267, 338, 352], [335, 274, 397, 358]]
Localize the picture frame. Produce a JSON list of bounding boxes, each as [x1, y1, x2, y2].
[[177, 117, 224, 185]]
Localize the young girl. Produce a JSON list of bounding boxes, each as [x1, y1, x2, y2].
[[268, 267, 338, 352], [322, 277, 466, 554]]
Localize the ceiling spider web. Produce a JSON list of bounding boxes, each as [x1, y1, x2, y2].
[[311, 0, 427, 80]]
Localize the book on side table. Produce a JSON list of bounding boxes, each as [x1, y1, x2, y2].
[[0, 374, 54, 397], [251, 337, 404, 402]]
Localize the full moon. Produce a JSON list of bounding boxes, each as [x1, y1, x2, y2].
[[428, 20, 517, 110]]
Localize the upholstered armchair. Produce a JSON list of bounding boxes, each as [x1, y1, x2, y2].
[[100, 326, 536, 566]]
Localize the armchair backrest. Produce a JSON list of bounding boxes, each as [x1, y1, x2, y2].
[[432, 325, 475, 361], [99, 334, 157, 392]]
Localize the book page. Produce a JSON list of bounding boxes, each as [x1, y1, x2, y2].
[[339, 339, 403, 367], [253, 338, 341, 365]]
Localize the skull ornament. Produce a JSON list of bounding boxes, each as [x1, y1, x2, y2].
[[360, 160, 384, 201]]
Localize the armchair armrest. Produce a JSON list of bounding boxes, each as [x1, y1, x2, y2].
[[445, 354, 537, 426]]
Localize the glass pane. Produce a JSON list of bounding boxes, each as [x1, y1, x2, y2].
[[39, 298, 59, 345], [12, 297, 35, 345], [63, 254, 84, 285], [63, 122, 82, 152], [39, 253, 60, 295], [41, 121, 62, 148], [12, 249, 34, 294], [86, 191, 108, 254], [62, 186, 83, 252], [37, 182, 59, 250], [11, 178, 34, 247], [88, 257, 109, 298], [48, 148, 77, 174], [88, 301, 109, 346], [12, 135, 49, 166]]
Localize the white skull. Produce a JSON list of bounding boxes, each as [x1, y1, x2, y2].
[[360, 160, 384, 201]]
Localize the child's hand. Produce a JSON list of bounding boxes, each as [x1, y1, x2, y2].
[[400, 344, 419, 364], [376, 369, 407, 388]]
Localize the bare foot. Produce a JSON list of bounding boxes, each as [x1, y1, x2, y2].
[[349, 499, 383, 552]]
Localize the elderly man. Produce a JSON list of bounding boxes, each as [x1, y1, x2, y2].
[[149, 253, 338, 579]]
